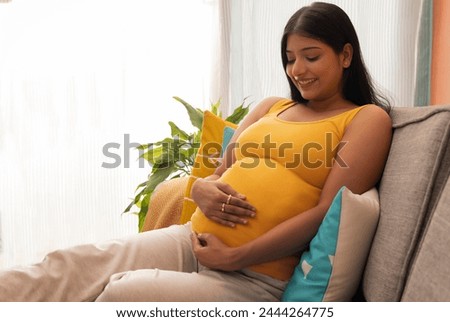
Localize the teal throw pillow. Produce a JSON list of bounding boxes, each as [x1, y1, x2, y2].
[[220, 126, 235, 157], [282, 186, 379, 302]]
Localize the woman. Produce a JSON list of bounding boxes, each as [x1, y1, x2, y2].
[[0, 2, 391, 301]]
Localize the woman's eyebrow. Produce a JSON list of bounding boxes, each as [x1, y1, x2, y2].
[[286, 46, 321, 53]]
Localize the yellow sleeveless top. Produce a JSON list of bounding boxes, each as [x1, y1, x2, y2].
[[191, 99, 366, 280]]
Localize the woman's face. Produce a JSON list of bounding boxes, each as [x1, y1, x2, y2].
[[285, 34, 352, 105]]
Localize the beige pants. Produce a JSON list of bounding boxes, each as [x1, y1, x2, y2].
[[0, 223, 286, 302]]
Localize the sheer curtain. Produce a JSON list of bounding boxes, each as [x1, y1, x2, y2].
[[0, 0, 216, 268], [0, 0, 427, 269], [218, 0, 425, 114]]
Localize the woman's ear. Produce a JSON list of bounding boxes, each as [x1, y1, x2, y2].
[[342, 43, 353, 68]]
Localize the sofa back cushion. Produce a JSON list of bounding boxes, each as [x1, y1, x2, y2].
[[362, 106, 450, 301], [401, 174, 450, 301]]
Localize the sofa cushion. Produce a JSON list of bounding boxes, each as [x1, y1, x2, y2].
[[362, 106, 450, 301], [179, 111, 237, 224], [401, 174, 450, 301], [282, 187, 379, 302]]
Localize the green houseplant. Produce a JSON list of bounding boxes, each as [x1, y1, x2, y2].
[[124, 96, 250, 231]]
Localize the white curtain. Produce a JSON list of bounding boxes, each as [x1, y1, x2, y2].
[[217, 0, 424, 114], [0, 0, 216, 268]]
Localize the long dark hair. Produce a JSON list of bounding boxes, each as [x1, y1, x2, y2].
[[281, 2, 390, 109]]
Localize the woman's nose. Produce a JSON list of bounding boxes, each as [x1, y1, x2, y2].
[[291, 59, 306, 77]]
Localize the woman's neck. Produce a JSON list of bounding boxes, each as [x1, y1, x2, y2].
[[305, 95, 356, 112]]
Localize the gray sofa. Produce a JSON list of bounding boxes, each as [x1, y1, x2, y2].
[[357, 105, 450, 301], [144, 104, 450, 301]]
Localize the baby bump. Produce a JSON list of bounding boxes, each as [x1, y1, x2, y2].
[[190, 157, 321, 247]]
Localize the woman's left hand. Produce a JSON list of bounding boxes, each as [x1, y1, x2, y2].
[[190, 233, 244, 271]]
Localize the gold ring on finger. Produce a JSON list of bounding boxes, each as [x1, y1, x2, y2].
[[226, 194, 232, 205], [221, 202, 226, 213]]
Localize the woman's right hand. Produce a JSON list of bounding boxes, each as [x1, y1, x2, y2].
[[191, 178, 256, 227]]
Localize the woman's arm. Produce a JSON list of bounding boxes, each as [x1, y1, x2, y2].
[[192, 105, 392, 270], [191, 96, 284, 227]]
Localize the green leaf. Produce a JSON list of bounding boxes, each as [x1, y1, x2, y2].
[[153, 152, 175, 169], [138, 194, 150, 232], [123, 198, 136, 214], [136, 143, 150, 150], [169, 121, 189, 140], [141, 145, 165, 165], [138, 210, 147, 232], [138, 213, 147, 231], [144, 164, 176, 193], [226, 99, 250, 124], [173, 96, 204, 130], [210, 99, 221, 116], [193, 131, 202, 144], [135, 180, 148, 191], [133, 188, 145, 205]]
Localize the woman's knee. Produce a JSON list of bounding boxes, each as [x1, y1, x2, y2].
[[95, 271, 136, 302], [96, 269, 173, 302]]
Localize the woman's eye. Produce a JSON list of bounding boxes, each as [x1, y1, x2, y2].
[[306, 56, 319, 62], [286, 58, 295, 65]]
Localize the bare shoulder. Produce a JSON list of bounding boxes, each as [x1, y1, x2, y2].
[[240, 96, 287, 125], [320, 104, 392, 198], [353, 104, 392, 128], [252, 96, 287, 117], [344, 104, 392, 139], [344, 104, 392, 148]]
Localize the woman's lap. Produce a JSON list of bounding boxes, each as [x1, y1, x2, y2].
[[0, 222, 286, 301], [96, 265, 285, 302]]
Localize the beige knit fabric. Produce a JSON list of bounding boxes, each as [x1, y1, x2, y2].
[[141, 176, 189, 232]]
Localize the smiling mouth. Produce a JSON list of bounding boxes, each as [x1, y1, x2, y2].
[[295, 78, 317, 87]]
